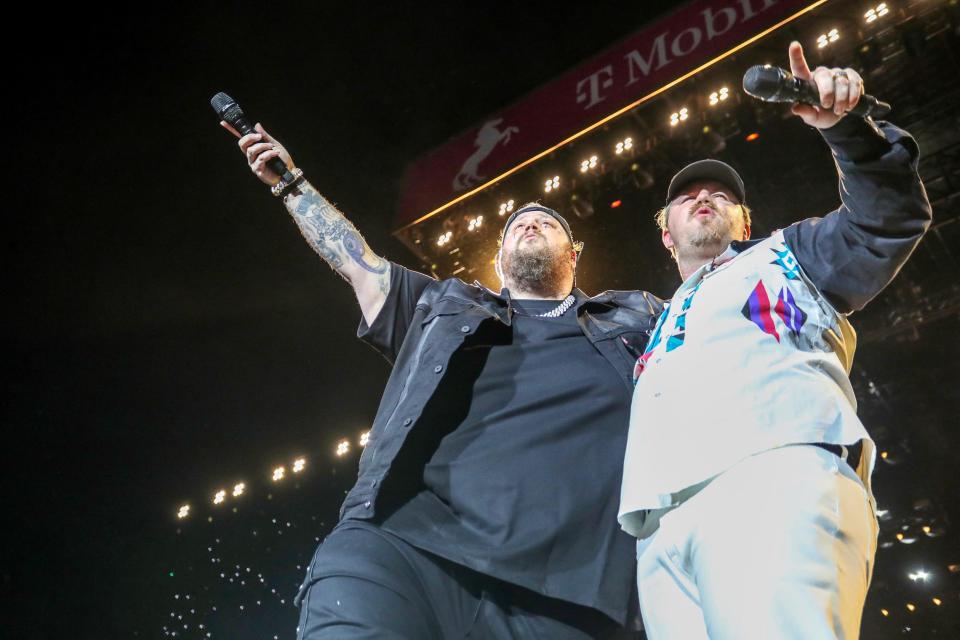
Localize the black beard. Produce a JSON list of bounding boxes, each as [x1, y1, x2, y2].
[[502, 241, 570, 297]]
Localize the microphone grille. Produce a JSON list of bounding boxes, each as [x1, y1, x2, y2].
[[742, 65, 787, 102], [210, 92, 238, 118]]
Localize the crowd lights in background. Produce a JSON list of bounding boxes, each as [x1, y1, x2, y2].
[[865, 3, 889, 23]]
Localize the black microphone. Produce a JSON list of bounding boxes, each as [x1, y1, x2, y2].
[[210, 92, 295, 183], [742, 65, 891, 119]]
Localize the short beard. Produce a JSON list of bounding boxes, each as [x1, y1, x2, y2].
[[686, 222, 728, 248], [502, 241, 571, 297]]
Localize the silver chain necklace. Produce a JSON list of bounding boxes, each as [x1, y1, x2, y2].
[[513, 294, 576, 318]]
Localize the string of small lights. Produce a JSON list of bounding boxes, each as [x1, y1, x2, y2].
[[175, 432, 369, 521]]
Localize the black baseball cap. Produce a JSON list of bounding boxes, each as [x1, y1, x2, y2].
[[501, 204, 577, 249], [666, 159, 746, 205]]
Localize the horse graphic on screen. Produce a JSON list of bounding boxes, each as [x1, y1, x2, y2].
[[453, 119, 519, 191]]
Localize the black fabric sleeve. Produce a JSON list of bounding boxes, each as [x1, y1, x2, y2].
[[357, 262, 436, 365], [782, 116, 932, 314]]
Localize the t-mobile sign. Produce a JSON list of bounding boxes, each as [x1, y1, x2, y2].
[[396, 0, 817, 229]]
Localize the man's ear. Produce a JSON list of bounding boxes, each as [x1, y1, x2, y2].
[[661, 229, 675, 252], [743, 223, 751, 241], [494, 250, 503, 280]]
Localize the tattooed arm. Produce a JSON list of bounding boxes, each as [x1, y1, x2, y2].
[[222, 121, 390, 325]]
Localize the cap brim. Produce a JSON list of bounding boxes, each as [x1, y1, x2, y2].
[[666, 159, 745, 205]]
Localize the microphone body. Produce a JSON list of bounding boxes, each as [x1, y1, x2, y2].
[[742, 65, 891, 119], [211, 92, 295, 183]]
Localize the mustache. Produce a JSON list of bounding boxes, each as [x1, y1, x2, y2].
[[688, 201, 717, 216]]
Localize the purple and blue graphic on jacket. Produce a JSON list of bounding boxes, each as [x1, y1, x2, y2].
[[770, 244, 801, 280], [665, 281, 702, 352], [633, 303, 670, 383], [741, 280, 808, 343]]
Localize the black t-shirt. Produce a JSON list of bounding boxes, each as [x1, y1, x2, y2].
[[376, 297, 635, 621]]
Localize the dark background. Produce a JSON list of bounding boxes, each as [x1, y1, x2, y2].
[[6, 2, 682, 635], [6, 1, 958, 637]]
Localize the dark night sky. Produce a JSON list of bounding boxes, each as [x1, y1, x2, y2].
[[6, 2, 680, 634]]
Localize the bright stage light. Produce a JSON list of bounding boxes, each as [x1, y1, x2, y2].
[[272, 466, 285, 482], [817, 28, 840, 48], [932, 597, 942, 606], [906, 603, 916, 612], [865, 4, 888, 23], [709, 87, 729, 105], [615, 138, 633, 154], [880, 608, 889, 617], [292, 458, 306, 473], [579, 156, 599, 173], [232, 483, 245, 497], [177, 504, 190, 519], [359, 431, 370, 447], [498, 200, 515, 216], [437, 231, 453, 247], [544, 176, 560, 193], [336, 439, 350, 457], [670, 108, 689, 126], [908, 569, 930, 582], [468, 215, 484, 231], [213, 489, 226, 505]]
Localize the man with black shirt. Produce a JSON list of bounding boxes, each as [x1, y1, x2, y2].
[[222, 120, 661, 638]]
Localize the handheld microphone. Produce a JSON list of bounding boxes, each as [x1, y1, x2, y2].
[[210, 92, 295, 183], [742, 65, 891, 119]]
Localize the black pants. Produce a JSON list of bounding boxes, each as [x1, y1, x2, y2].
[[294, 520, 623, 639]]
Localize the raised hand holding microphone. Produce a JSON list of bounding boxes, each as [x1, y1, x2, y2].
[[220, 120, 297, 189], [786, 41, 865, 129]]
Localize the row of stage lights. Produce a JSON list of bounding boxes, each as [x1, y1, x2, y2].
[[430, 7, 899, 248], [176, 431, 371, 519]]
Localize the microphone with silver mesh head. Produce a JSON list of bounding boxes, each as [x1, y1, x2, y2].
[[210, 92, 295, 183], [742, 65, 891, 119]]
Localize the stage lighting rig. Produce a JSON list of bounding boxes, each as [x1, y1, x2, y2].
[[544, 176, 561, 193], [865, 3, 889, 23], [708, 87, 730, 105], [498, 200, 515, 216], [816, 28, 840, 48], [669, 108, 689, 126]]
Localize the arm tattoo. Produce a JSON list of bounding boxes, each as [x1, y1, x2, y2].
[[287, 184, 389, 282]]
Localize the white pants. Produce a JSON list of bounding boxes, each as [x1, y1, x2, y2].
[[635, 445, 878, 640]]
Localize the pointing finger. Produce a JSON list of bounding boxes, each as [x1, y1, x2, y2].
[[788, 41, 812, 80]]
